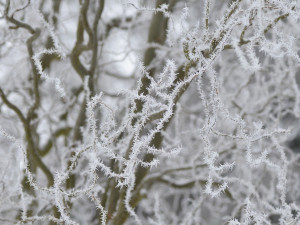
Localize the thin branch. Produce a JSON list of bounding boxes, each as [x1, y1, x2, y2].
[[90, 0, 105, 76], [26, 29, 41, 120], [103, 71, 134, 80], [4, 0, 35, 34], [0, 88, 27, 125], [38, 127, 72, 156], [11, 0, 31, 18]]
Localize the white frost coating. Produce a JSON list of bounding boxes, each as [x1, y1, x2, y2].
[[0, 0, 300, 224]]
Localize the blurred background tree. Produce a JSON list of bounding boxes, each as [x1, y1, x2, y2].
[[0, 0, 300, 224]]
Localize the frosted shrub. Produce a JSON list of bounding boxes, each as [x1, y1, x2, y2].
[[0, 0, 300, 224]]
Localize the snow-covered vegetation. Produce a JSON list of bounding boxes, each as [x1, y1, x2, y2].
[[0, 0, 300, 224]]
